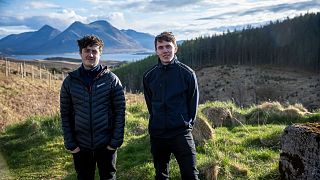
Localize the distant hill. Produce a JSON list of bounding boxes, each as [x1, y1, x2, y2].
[[0, 20, 155, 55], [121, 29, 155, 50], [0, 25, 61, 54], [113, 13, 320, 109], [177, 12, 320, 73]]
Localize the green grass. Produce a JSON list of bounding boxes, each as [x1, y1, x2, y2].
[[0, 102, 319, 179], [0, 114, 73, 179], [195, 125, 284, 179]]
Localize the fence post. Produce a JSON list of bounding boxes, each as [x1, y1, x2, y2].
[[31, 66, 34, 80], [20, 63, 23, 78], [8, 60, 11, 76], [5, 58, 8, 77], [39, 67, 42, 80], [48, 71, 51, 90], [23, 61, 26, 77]]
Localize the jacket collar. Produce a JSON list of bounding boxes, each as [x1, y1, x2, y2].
[[80, 64, 102, 78], [69, 64, 108, 80], [157, 55, 178, 68]]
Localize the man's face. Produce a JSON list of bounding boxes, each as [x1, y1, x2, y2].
[[156, 40, 177, 65], [80, 45, 101, 69]]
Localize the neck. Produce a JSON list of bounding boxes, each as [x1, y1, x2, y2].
[[161, 61, 170, 65], [83, 64, 98, 70]]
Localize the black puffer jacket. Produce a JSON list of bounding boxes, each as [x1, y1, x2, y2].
[[143, 57, 199, 138], [60, 66, 125, 151]]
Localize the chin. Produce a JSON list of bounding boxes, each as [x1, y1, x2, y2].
[[161, 58, 170, 62]]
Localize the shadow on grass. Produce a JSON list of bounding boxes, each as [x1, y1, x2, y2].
[[117, 134, 155, 179], [0, 115, 155, 179], [243, 131, 282, 151], [257, 167, 280, 180], [0, 115, 76, 179]]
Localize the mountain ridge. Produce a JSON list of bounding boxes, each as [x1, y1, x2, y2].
[[0, 20, 155, 55]]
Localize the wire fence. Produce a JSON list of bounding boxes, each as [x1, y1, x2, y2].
[[0, 57, 64, 90]]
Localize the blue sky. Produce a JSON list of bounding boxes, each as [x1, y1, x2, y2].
[[0, 0, 319, 40]]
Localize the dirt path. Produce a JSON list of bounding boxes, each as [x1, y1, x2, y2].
[[0, 151, 12, 180]]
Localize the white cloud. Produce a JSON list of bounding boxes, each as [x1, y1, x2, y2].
[[106, 12, 126, 27], [86, 12, 127, 29], [1, 8, 88, 31], [85, 0, 207, 12], [28, 9, 88, 30], [0, 25, 36, 38], [25, 1, 60, 9], [0, 0, 319, 40]]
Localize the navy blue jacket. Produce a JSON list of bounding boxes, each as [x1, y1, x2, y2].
[[143, 57, 199, 138], [60, 65, 126, 150]]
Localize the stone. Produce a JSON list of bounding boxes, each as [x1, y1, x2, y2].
[[279, 123, 320, 179]]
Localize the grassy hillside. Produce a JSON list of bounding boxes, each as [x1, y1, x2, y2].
[[0, 100, 319, 179], [0, 72, 61, 131], [0, 62, 319, 179]]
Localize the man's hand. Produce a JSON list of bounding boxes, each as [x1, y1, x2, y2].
[[70, 147, 80, 153], [107, 145, 116, 150]]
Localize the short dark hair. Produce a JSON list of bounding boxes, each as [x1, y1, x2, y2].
[[77, 35, 104, 53], [154, 32, 177, 50]]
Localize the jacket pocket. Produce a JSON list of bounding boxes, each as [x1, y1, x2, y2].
[[149, 111, 165, 130], [167, 112, 189, 129]]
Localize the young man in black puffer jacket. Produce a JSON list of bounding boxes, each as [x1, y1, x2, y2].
[[143, 32, 199, 180], [60, 35, 125, 180]]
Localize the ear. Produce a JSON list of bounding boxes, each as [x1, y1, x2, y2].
[[174, 46, 178, 53]]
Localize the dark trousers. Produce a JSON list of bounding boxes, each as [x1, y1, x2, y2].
[[72, 147, 117, 180], [150, 131, 199, 180]]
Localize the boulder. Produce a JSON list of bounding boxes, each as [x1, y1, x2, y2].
[[279, 123, 320, 179]]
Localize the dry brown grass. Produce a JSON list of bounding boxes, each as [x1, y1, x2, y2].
[[257, 101, 284, 112], [201, 162, 220, 180], [202, 107, 232, 127], [281, 106, 306, 118], [0, 73, 61, 130], [230, 163, 249, 176], [0, 67, 144, 131], [125, 92, 145, 104], [291, 103, 309, 113], [192, 116, 214, 145]]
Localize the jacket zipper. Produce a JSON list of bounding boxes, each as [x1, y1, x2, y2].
[[88, 70, 105, 149], [88, 85, 93, 149], [71, 68, 107, 149], [88, 70, 104, 149], [163, 66, 168, 130]]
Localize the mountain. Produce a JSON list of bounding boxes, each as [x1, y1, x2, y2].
[[121, 29, 155, 50], [0, 25, 61, 54], [0, 20, 155, 55]]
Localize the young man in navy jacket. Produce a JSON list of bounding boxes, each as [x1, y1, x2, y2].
[[143, 32, 199, 180], [60, 35, 125, 180]]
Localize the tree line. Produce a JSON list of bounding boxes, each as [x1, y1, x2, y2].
[[178, 12, 320, 72], [113, 12, 320, 92]]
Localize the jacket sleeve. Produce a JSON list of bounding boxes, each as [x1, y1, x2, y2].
[[60, 76, 77, 151], [109, 76, 126, 148], [187, 71, 199, 126], [143, 75, 152, 117]]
